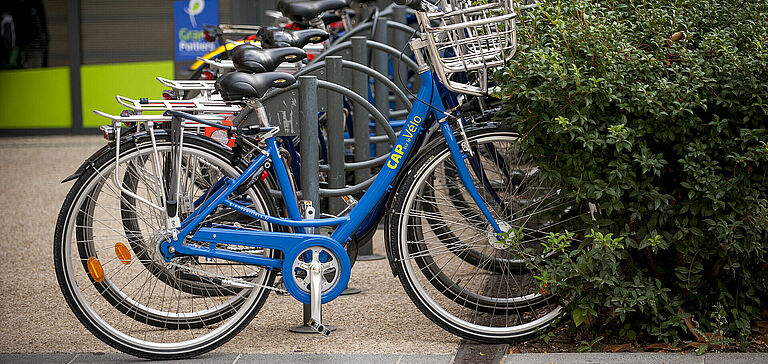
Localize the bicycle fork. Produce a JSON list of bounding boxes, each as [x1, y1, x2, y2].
[[438, 116, 504, 237]]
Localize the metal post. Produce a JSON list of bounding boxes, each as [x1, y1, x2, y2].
[[289, 76, 337, 334], [352, 37, 386, 262], [351, 37, 370, 185], [373, 17, 390, 157], [325, 57, 364, 296], [326, 57, 345, 216], [299, 76, 319, 210], [393, 6, 410, 111]]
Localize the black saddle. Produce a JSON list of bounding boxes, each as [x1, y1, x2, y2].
[[277, 0, 350, 21], [256, 26, 329, 49], [231, 45, 306, 73], [215, 72, 297, 101]]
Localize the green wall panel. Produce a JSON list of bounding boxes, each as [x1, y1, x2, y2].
[[0, 67, 72, 129], [81, 61, 174, 128]]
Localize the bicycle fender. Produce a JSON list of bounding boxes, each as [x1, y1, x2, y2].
[[62, 143, 114, 183], [62, 128, 155, 183], [62, 130, 235, 183]]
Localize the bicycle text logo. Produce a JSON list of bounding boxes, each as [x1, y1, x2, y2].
[[387, 115, 422, 170]]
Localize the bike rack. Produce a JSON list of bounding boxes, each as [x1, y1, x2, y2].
[[310, 38, 420, 76], [333, 19, 417, 45], [96, 36, 411, 334], [260, 72, 397, 201], [310, 36, 421, 116]]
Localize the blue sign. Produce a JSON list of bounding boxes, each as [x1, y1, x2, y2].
[[174, 0, 219, 61]]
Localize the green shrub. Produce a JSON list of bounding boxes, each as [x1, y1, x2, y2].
[[496, 0, 768, 343]]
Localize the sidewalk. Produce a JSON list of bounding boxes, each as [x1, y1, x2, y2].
[[0, 135, 456, 355], [1, 136, 765, 364], [0, 352, 766, 363]]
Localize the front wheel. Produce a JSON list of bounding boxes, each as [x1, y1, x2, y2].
[[386, 126, 582, 343]]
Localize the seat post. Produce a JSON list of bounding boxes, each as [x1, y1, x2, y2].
[[245, 98, 270, 128], [308, 16, 325, 31], [340, 10, 352, 33]]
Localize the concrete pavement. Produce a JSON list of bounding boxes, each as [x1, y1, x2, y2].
[[0, 135, 456, 355], [1, 352, 767, 363], [1, 135, 766, 363]]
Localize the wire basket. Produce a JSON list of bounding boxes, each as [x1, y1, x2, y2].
[[416, 0, 517, 95]]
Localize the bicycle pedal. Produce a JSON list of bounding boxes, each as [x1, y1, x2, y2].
[[307, 319, 331, 337]]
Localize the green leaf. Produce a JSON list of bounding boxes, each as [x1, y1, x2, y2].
[[573, 308, 585, 327], [696, 343, 709, 356]]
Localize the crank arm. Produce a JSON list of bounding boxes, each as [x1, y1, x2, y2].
[[307, 259, 331, 337]]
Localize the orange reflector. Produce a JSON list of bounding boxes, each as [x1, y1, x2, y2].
[[114, 242, 132, 265], [87, 257, 105, 283]]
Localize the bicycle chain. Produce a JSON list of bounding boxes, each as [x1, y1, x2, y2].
[[166, 261, 288, 294]]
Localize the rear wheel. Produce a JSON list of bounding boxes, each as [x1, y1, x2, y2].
[[387, 127, 584, 342], [54, 134, 278, 359]]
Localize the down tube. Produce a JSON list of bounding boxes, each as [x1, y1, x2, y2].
[[330, 71, 442, 243]]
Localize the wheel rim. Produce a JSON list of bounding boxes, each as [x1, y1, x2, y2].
[[58, 140, 274, 353], [395, 131, 582, 337]]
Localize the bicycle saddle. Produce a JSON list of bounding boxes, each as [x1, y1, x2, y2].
[[215, 72, 297, 101], [231, 45, 306, 73], [256, 26, 329, 49], [277, 0, 350, 21]]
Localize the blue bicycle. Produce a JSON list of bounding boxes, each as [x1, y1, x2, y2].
[[54, 0, 577, 359]]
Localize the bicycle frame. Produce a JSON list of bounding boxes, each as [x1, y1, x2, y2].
[[161, 70, 503, 302]]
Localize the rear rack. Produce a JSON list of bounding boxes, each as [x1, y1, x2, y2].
[[156, 77, 215, 92], [93, 110, 229, 126], [198, 57, 235, 73], [219, 24, 262, 37], [93, 91, 239, 130], [115, 95, 239, 113], [94, 82, 245, 216]]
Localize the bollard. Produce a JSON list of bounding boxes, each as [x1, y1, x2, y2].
[[299, 76, 320, 212]]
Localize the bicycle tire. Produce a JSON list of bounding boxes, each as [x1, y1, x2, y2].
[[54, 133, 278, 359], [386, 126, 576, 343]]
